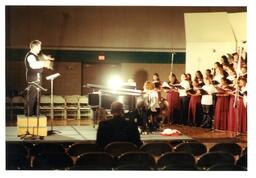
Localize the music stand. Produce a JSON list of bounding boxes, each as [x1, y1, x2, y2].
[[20, 84, 33, 139], [46, 73, 61, 135], [21, 81, 47, 140]]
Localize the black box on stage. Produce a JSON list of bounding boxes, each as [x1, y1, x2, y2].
[[88, 93, 99, 107]]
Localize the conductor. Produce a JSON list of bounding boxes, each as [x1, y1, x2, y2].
[[24, 40, 52, 116], [96, 101, 143, 148]]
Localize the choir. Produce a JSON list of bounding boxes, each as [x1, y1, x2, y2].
[[140, 52, 247, 134]]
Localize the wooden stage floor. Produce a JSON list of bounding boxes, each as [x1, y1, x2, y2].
[[6, 118, 247, 149]]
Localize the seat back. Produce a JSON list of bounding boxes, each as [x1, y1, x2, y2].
[[117, 151, 156, 169], [161, 164, 199, 171], [139, 142, 173, 157], [6, 142, 29, 170], [67, 143, 103, 156], [175, 142, 207, 156], [236, 154, 247, 169], [157, 152, 195, 169], [75, 152, 114, 170], [30, 143, 66, 156], [197, 152, 234, 170], [104, 142, 138, 157], [208, 163, 246, 171], [33, 153, 73, 170], [209, 142, 242, 156]]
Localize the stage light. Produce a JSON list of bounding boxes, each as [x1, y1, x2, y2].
[[107, 75, 123, 90]]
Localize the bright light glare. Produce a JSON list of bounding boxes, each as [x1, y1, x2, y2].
[[107, 75, 123, 90]]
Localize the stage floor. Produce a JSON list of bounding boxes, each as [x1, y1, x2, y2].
[[6, 126, 192, 142]]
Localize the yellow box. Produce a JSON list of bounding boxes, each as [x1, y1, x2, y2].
[[17, 115, 47, 137], [17, 127, 48, 137]]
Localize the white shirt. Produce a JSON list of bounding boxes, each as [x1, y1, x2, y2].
[[144, 90, 160, 112], [241, 85, 247, 107], [201, 84, 217, 105], [178, 80, 190, 97], [27, 51, 44, 69]]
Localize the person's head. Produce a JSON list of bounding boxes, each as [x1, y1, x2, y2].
[[205, 69, 211, 76], [110, 101, 124, 116], [195, 70, 203, 80], [204, 76, 212, 85], [152, 73, 160, 81], [238, 77, 247, 87], [214, 62, 221, 69], [221, 55, 228, 64], [186, 73, 192, 80], [241, 66, 247, 74], [227, 66, 236, 76], [30, 40, 41, 54], [143, 81, 154, 91], [192, 79, 199, 88], [168, 73, 178, 83], [220, 77, 228, 86], [181, 73, 187, 81], [233, 52, 239, 62]]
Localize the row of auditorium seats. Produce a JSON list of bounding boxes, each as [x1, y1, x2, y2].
[[6, 95, 92, 120], [6, 141, 247, 170]]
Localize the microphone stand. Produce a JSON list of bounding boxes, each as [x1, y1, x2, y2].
[[25, 81, 47, 140], [170, 51, 175, 75], [233, 46, 243, 137], [20, 84, 33, 139]]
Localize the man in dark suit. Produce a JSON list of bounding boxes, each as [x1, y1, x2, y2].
[[96, 101, 143, 148]]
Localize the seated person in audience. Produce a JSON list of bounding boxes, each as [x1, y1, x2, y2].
[[96, 101, 143, 148]]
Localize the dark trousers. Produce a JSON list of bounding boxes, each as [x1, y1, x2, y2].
[[201, 105, 213, 127], [180, 96, 188, 125], [26, 84, 41, 116]]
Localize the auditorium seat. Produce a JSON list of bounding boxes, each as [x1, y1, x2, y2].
[[242, 147, 247, 156], [236, 153, 247, 169], [117, 151, 156, 169], [75, 152, 115, 170], [169, 139, 198, 147], [209, 142, 242, 156], [104, 142, 138, 157], [53, 95, 66, 119], [11, 96, 25, 118], [139, 142, 173, 157], [32, 152, 73, 170], [174, 142, 207, 156], [156, 152, 195, 169], [67, 143, 103, 157], [65, 95, 79, 119], [6, 142, 30, 170], [30, 143, 66, 156], [39, 95, 51, 117], [160, 164, 199, 171], [6, 153, 30, 170], [197, 152, 235, 170], [208, 163, 246, 171], [115, 164, 154, 170], [78, 95, 92, 119], [6, 142, 28, 156]]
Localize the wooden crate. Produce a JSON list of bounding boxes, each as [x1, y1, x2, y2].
[[17, 115, 47, 136]]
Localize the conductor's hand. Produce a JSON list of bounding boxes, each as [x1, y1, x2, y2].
[[43, 60, 53, 70]]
